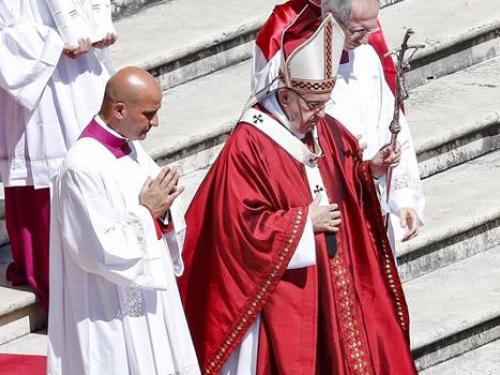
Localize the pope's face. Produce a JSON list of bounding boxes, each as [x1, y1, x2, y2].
[[283, 90, 332, 135], [343, 0, 379, 50], [120, 89, 162, 140]]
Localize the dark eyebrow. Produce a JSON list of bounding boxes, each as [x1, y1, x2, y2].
[[308, 101, 327, 108], [143, 110, 157, 116]]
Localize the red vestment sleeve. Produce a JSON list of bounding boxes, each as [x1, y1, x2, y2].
[[143, 206, 171, 240]]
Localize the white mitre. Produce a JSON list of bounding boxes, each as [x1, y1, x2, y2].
[[45, 0, 115, 46], [280, 12, 345, 94]]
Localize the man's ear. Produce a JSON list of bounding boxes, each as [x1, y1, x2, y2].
[[114, 102, 126, 120], [277, 89, 290, 108]]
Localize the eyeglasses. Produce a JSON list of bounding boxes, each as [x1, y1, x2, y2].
[[290, 89, 334, 114], [331, 14, 380, 39], [347, 26, 380, 38]]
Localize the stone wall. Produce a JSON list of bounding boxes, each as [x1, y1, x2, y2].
[[111, 0, 164, 18], [380, 0, 404, 8]]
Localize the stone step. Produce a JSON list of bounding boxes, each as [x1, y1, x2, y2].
[[397, 150, 500, 281], [408, 56, 500, 179], [381, 0, 500, 89], [111, 0, 164, 19], [0, 330, 47, 356], [0, 285, 43, 347], [140, 55, 500, 180], [141, 61, 247, 171], [111, 0, 500, 91], [420, 338, 500, 374], [0, 243, 46, 346], [111, 0, 276, 90], [407, 246, 500, 371]]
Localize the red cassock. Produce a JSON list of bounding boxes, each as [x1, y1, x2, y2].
[[255, 0, 398, 95], [179, 111, 417, 374]]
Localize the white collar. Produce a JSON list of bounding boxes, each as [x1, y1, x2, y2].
[[240, 107, 322, 167], [94, 115, 129, 141], [260, 92, 307, 140]]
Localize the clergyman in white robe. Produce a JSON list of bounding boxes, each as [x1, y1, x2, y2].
[[327, 44, 425, 246], [0, 0, 114, 310], [47, 116, 200, 375]]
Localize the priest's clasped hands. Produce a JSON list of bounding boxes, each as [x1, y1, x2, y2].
[[139, 166, 185, 218]]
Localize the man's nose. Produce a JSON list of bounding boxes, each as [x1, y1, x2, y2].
[[150, 114, 159, 127], [316, 108, 327, 119]]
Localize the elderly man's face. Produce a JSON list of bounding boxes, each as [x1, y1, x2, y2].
[[343, 0, 379, 50], [279, 89, 332, 135]]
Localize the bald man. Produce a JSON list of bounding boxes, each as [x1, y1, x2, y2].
[[47, 67, 200, 375]]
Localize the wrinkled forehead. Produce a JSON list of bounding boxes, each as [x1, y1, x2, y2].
[[350, 0, 379, 22], [300, 91, 333, 103]]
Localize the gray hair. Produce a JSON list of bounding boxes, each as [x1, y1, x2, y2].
[[321, 0, 352, 23], [321, 0, 378, 23]]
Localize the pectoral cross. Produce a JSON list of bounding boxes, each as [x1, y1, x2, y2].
[[313, 185, 324, 195], [253, 114, 263, 124]]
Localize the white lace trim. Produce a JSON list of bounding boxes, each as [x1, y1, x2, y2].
[[392, 174, 421, 191], [121, 212, 154, 317]]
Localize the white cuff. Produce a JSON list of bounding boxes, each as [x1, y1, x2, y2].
[[287, 212, 316, 270]]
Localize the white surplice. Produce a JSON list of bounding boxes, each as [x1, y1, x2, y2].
[[45, 0, 115, 46], [327, 45, 425, 243], [47, 134, 200, 375], [0, 0, 113, 188]]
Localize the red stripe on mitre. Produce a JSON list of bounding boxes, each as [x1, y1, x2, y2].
[[256, 0, 321, 60]]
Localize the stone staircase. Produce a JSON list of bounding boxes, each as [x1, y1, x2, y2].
[[1, 0, 500, 372]]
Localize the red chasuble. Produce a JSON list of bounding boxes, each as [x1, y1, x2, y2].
[[179, 110, 417, 374]]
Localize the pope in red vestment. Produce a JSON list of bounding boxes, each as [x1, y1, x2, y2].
[[180, 11, 416, 375]]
